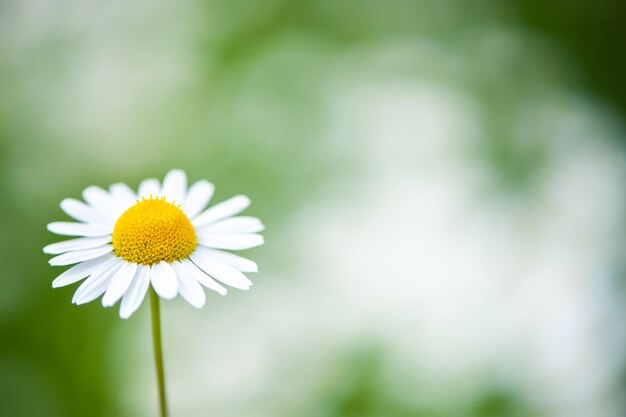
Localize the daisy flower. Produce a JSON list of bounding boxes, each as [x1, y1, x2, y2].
[[44, 169, 264, 319]]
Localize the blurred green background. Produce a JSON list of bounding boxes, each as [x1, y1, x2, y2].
[[1, 1, 626, 416]]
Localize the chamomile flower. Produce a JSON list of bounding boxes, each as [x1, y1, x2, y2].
[[44, 170, 264, 319]]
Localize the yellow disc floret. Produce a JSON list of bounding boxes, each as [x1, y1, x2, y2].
[[112, 197, 197, 265]]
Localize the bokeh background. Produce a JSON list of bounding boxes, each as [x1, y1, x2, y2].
[[2, 1, 626, 416]]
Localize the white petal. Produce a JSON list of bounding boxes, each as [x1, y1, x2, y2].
[[192, 195, 251, 228], [47, 222, 112, 237], [49, 245, 113, 266], [102, 262, 138, 307], [190, 247, 252, 290], [60, 199, 111, 224], [44, 236, 111, 255], [161, 169, 187, 204], [180, 258, 227, 295], [82, 186, 125, 219], [82, 185, 112, 209], [198, 216, 264, 234], [198, 248, 258, 272], [171, 262, 206, 308], [72, 260, 123, 305], [51, 253, 116, 288], [109, 183, 137, 207], [138, 178, 160, 199], [182, 180, 214, 219], [120, 265, 151, 319], [198, 234, 264, 250], [150, 261, 179, 299]]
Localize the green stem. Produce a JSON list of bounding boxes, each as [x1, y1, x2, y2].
[[150, 287, 168, 417]]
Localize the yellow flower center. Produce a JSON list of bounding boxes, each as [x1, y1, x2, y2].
[[112, 197, 197, 265]]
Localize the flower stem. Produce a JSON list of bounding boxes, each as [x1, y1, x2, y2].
[[150, 287, 168, 417]]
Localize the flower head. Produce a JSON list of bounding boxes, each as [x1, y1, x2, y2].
[[45, 170, 264, 318]]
